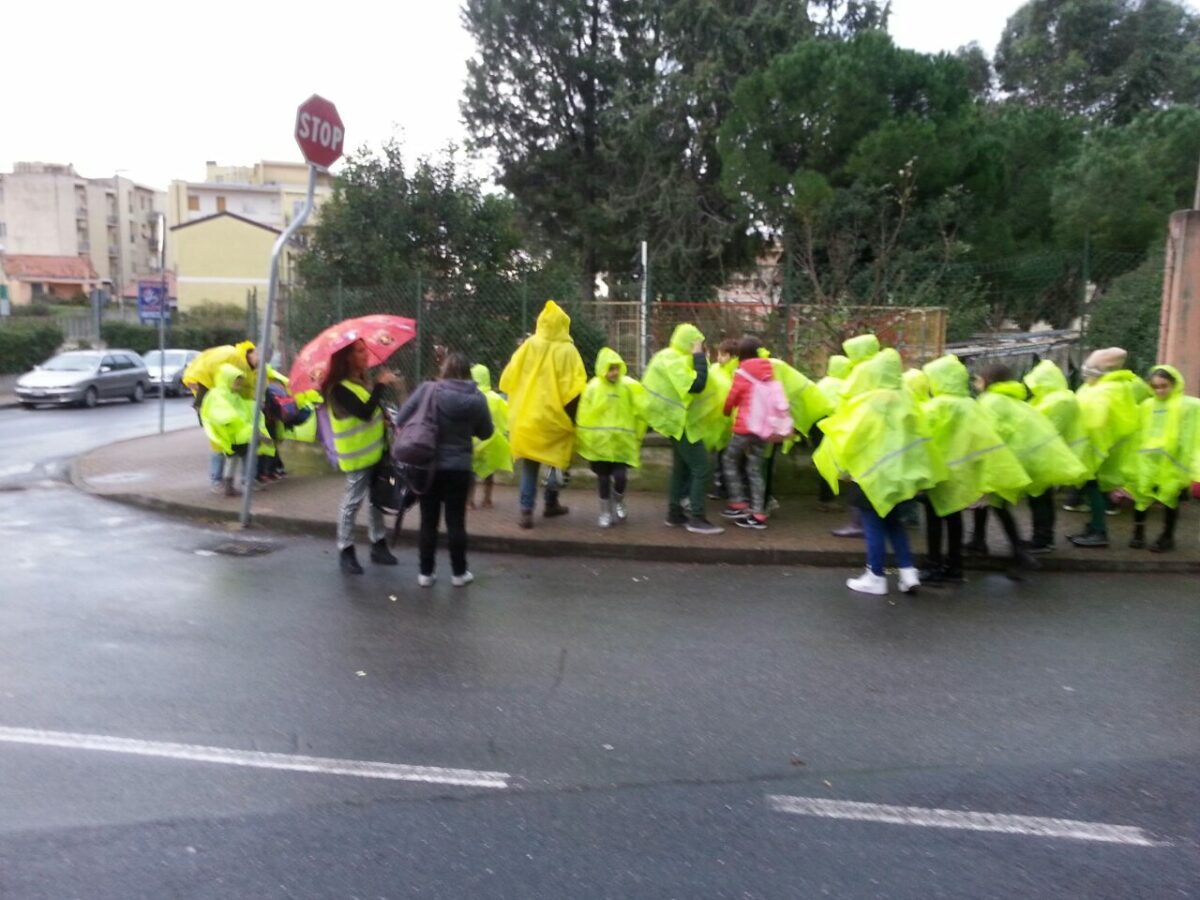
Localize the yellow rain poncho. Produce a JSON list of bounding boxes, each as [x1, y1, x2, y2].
[[1023, 360, 1092, 472], [200, 364, 273, 456], [499, 300, 587, 470], [575, 347, 648, 468], [978, 381, 1086, 500], [470, 364, 513, 478], [1129, 365, 1200, 509], [184, 341, 286, 397], [1078, 369, 1144, 490], [280, 389, 323, 443], [713, 357, 739, 451], [922, 356, 1030, 516], [816, 355, 851, 408], [642, 324, 726, 448], [814, 348, 945, 517]]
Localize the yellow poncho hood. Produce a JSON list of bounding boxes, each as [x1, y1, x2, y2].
[[842, 334, 880, 367], [498, 300, 587, 469], [1130, 364, 1200, 509], [903, 368, 931, 404], [921, 356, 1030, 514], [471, 363, 493, 392], [814, 349, 945, 516], [575, 347, 647, 467]]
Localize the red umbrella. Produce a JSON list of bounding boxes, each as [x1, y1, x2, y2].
[[288, 314, 417, 395]]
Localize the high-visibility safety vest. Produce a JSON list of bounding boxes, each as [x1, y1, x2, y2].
[[328, 379, 385, 472]]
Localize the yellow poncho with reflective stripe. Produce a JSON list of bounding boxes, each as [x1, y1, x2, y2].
[[713, 358, 738, 450], [1078, 370, 1143, 489], [978, 382, 1087, 500], [499, 300, 587, 470], [639, 325, 698, 441], [1129, 365, 1200, 509], [575, 347, 648, 468], [1023, 360, 1092, 474], [814, 349, 945, 517], [922, 356, 1030, 516], [200, 363, 272, 455], [470, 364, 513, 478]]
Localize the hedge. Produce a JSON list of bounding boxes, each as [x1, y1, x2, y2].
[[0, 322, 65, 374], [100, 322, 248, 356]]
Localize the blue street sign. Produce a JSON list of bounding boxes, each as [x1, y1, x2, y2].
[[137, 281, 170, 323]]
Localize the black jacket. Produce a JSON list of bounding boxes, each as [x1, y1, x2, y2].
[[394, 379, 493, 471]]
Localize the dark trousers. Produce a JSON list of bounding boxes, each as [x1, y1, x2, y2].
[[1083, 480, 1108, 535], [418, 469, 472, 577], [972, 503, 1023, 553], [1028, 489, 1055, 546], [668, 436, 710, 519], [589, 460, 627, 500], [1134, 500, 1181, 539], [921, 495, 962, 572]]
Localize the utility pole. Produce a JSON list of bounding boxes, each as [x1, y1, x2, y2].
[[112, 170, 127, 315]]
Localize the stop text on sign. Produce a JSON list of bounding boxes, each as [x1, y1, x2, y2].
[[297, 113, 343, 156]]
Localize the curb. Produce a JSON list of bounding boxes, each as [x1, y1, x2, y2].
[[72, 474, 1200, 576]]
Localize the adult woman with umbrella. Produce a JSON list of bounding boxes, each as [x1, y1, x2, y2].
[[291, 315, 416, 575]]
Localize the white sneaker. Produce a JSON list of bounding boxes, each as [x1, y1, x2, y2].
[[417, 574, 436, 587], [846, 569, 888, 595], [613, 493, 628, 522], [451, 571, 474, 587], [897, 566, 921, 594], [598, 512, 613, 528]]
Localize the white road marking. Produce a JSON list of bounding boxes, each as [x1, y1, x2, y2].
[[767, 795, 1166, 847], [0, 726, 509, 789], [0, 463, 35, 478]]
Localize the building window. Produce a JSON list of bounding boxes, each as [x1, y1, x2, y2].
[[216, 196, 226, 213], [187, 195, 199, 211]]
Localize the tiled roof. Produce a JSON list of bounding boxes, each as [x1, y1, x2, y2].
[[1, 254, 99, 281]]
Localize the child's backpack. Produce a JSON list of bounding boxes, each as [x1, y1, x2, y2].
[[266, 384, 313, 428], [737, 368, 794, 442]]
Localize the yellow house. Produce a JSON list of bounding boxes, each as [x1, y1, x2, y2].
[[170, 211, 280, 311]]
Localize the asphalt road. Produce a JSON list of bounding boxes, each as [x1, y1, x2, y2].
[[0, 404, 1196, 898]]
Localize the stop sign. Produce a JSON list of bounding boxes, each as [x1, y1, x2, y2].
[[294, 95, 345, 170]]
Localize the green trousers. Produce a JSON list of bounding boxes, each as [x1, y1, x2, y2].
[[668, 436, 710, 519]]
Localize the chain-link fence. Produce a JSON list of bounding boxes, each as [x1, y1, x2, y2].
[[280, 245, 1153, 386]]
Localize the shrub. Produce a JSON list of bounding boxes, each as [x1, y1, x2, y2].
[[100, 321, 249, 355], [0, 321, 65, 374], [9, 303, 53, 318], [1085, 258, 1162, 376]]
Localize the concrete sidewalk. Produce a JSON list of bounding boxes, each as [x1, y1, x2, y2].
[[71, 428, 1200, 574]]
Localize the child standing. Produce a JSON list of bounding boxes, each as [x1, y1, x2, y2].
[[1127, 365, 1200, 552], [721, 338, 777, 529], [469, 364, 513, 509], [200, 363, 274, 497], [1023, 359, 1088, 551], [575, 347, 647, 527], [815, 348, 945, 595]]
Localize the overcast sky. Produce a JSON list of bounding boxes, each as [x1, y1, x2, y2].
[[3, 1, 1041, 191]]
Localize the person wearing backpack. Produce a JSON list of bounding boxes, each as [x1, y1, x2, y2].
[[720, 338, 792, 529], [322, 338, 400, 575], [392, 352, 494, 587]]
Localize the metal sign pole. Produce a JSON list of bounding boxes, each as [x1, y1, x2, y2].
[[240, 165, 318, 527], [157, 214, 167, 435], [639, 240, 649, 373]]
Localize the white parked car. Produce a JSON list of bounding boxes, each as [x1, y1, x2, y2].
[[142, 348, 199, 397]]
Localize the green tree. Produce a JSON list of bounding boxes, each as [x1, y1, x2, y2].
[[995, 0, 1200, 125], [718, 31, 984, 314], [1084, 256, 1164, 374]]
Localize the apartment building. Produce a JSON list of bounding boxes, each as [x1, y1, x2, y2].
[[165, 160, 334, 310], [0, 162, 165, 303]]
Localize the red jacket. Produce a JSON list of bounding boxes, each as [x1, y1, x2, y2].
[[723, 357, 775, 435]]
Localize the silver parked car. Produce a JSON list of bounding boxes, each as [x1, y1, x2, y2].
[[15, 349, 149, 408], [142, 348, 199, 397]]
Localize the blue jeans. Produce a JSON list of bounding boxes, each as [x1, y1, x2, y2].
[[862, 504, 914, 576], [209, 452, 225, 484], [518, 459, 560, 512]]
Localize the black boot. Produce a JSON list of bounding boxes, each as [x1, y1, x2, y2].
[[1129, 523, 1146, 549], [340, 546, 364, 575], [370, 539, 398, 565]]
